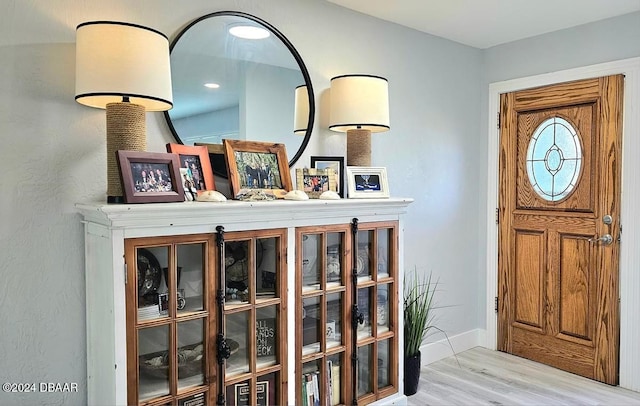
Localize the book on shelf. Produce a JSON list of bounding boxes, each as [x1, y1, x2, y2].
[[301, 376, 308, 406], [326, 361, 332, 406], [301, 370, 322, 406], [306, 373, 314, 406], [331, 364, 340, 406], [312, 371, 320, 406]]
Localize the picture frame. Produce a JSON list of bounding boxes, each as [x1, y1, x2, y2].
[[223, 140, 292, 199], [180, 168, 198, 201], [296, 168, 336, 199], [346, 166, 390, 199], [195, 142, 228, 178], [311, 156, 345, 198], [166, 143, 215, 194], [116, 151, 185, 203]]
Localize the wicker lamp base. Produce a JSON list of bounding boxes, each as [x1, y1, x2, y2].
[[346, 128, 372, 166], [106, 102, 146, 203]]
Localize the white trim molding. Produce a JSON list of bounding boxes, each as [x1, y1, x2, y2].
[[485, 57, 640, 391], [421, 328, 485, 366]]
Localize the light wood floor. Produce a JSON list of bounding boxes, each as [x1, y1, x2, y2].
[[408, 347, 640, 405]]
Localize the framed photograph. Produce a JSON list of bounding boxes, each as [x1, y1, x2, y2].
[[231, 381, 269, 406], [166, 143, 215, 194], [311, 156, 344, 198], [116, 151, 185, 203], [223, 140, 292, 199], [180, 168, 198, 201], [346, 166, 390, 199], [195, 142, 228, 178], [296, 168, 336, 199], [256, 317, 276, 358]]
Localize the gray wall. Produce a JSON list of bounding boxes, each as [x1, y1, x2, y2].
[[476, 11, 640, 326]]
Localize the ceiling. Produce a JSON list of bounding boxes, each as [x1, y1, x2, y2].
[[326, 0, 640, 49]]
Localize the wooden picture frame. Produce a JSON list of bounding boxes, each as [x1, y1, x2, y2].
[[223, 140, 292, 199], [346, 166, 390, 199], [166, 143, 216, 193], [311, 156, 345, 198], [195, 142, 228, 178], [116, 151, 185, 203], [296, 168, 336, 199]]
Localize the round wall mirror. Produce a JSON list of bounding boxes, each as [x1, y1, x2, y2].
[[164, 11, 315, 174]]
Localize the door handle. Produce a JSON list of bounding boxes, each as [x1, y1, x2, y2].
[[589, 234, 613, 245]]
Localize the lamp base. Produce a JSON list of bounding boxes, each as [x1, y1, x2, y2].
[[347, 128, 372, 166], [106, 102, 146, 202]]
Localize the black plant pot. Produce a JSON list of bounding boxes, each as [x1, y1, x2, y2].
[[404, 351, 421, 396]]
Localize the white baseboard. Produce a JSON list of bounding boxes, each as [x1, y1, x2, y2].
[[420, 328, 485, 366]]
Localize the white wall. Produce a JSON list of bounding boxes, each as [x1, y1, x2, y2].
[[0, 1, 482, 404], [172, 106, 240, 144]]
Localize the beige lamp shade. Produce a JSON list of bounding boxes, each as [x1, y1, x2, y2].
[[328, 74, 390, 133], [329, 74, 389, 166], [75, 21, 173, 110], [294, 85, 309, 135]]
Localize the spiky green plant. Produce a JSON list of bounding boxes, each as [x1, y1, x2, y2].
[[403, 269, 456, 360]]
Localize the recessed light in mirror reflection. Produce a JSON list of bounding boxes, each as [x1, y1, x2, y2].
[[228, 25, 270, 39], [204, 83, 220, 89]]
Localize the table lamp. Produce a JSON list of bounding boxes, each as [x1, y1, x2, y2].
[[294, 85, 309, 135], [75, 21, 173, 203], [329, 74, 389, 166]]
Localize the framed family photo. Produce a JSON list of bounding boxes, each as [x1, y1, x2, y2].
[[223, 139, 292, 199], [346, 166, 390, 199], [116, 151, 185, 203], [295, 168, 336, 198], [311, 156, 344, 198], [166, 143, 215, 194]]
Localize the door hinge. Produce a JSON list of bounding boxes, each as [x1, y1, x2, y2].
[[497, 111, 501, 129], [124, 263, 127, 284], [495, 296, 499, 313], [618, 223, 622, 243], [495, 208, 500, 225]]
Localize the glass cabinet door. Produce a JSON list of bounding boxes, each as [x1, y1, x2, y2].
[[136, 246, 171, 321], [354, 222, 398, 405], [126, 235, 213, 406], [177, 318, 206, 390], [221, 230, 287, 406], [296, 226, 349, 405], [225, 311, 251, 377], [138, 325, 171, 402], [176, 243, 206, 314]]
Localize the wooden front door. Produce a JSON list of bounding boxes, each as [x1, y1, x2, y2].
[[497, 75, 623, 384]]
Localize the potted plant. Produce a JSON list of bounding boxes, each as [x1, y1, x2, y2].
[[403, 269, 455, 396]]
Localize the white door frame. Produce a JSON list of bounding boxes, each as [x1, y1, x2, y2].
[[485, 57, 640, 391]]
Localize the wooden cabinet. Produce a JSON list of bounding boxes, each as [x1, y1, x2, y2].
[[295, 222, 399, 406], [77, 198, 411, 406]]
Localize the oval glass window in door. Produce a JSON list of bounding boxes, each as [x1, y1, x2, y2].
[[526, 117, 582, 202]]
